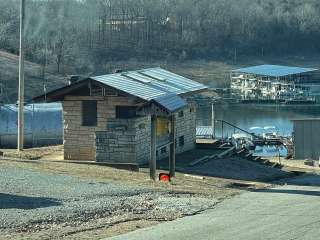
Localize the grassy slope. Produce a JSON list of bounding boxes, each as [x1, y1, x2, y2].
[[0, 50, 66, 103], [102, 55, 320, 89], [1, 49, 319, 103]]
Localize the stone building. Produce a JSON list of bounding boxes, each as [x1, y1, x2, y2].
[[33, 68, 207, 168]]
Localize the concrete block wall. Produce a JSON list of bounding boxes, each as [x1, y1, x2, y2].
[[63, 95, 138, 161], [95, 116, 151, 164]]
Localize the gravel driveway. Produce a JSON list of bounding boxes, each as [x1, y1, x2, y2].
[[0, 166, 151, 229], [0, 165, 218, 235]]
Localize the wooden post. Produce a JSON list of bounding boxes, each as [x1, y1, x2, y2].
[[150, 115, 157, 181], [169, 115, 176, 179], [211, 103, 215, 139], [221, 121, 224, 143]]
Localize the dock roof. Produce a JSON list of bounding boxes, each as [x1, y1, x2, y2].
[[233, 65, 318, 77]]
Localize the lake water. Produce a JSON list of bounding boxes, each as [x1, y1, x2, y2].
[[197, 104, 320, 156]]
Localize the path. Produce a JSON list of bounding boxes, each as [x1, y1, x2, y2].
[[108, 174, 320, 240]]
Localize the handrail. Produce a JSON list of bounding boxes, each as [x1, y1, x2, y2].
[[216, 119, 263, 140]]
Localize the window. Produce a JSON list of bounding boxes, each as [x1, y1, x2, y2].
[[179, 136, 185, 147], [116, 106, 137, 119], [82, 100, 97, 126], [178, 110, 184, 118]]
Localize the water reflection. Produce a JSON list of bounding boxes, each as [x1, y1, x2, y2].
[[197, 104, 320, 136], [254, 145, 287, 157], [197, 103, 320, 156]]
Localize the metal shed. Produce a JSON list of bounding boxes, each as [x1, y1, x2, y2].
[[293, 119, 320, 160]]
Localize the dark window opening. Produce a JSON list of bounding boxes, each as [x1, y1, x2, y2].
[[160, 147, 167, 154], [178, 111, 184, 118], [179, 136, 185, 147], [82, 100, 97, 126], [116, 106, 137, 119]]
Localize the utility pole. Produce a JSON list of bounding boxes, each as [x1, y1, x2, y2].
[[18, 0, 25, 151]]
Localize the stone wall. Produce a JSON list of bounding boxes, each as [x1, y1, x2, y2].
[[63, 96, 138, 161], [95, 106, 196, 165], [175, 105, 197, 154], [157, 105, 197, 160], [95, 116, 151, 164], [63, 94, 196, 163]]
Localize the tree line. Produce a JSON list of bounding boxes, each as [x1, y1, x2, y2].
[[0, 0, 320, 75]]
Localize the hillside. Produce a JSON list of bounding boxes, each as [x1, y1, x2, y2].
[[0, 51, 66, 103], [1, 49, 319, 104]]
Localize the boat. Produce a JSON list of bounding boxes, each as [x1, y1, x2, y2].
[[231, 133, 255, 150], [262, 126, 279, 139]]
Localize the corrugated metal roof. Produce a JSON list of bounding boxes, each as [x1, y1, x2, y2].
[[91, 67, 207, 101], [33, 68, 207, 113], [196, 126, 213, 137], [141, 68, 206, 94], [92, 74, 165, 101], [233, 65, 318, 77], [152, 93, 187, 113]]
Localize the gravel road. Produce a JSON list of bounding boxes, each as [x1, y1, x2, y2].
[[0, 165, 218, 236]]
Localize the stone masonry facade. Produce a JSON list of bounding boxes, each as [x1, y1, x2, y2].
[[95, 105, 196, 164], [157, 106, 197, 160], [95, 116, 151, 164], [63, 93, 196, 163], [63, 95, 139, 161]]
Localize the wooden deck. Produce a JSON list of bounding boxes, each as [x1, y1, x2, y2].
[[196, 139, 218, 144]]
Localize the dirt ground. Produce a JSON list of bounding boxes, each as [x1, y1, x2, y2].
[[268, 157, 320, 173], [1, 162, 233, 240], [1, 145, 64, 161], [0, 147, 242, 240], [0, 146, 292, 240]]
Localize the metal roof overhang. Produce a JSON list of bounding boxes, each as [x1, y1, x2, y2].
[[151, 93, 188, 114], [32, 79, 90, 102], [233, 65, 318, 78]]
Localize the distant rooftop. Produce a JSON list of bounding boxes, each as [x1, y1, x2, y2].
[[233, 64, 318, 77]]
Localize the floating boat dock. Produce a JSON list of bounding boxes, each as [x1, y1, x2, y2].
[[196, 120, 293, 153]]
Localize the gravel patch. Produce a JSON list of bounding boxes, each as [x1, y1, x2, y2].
[[0, 166, 218, 233]]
